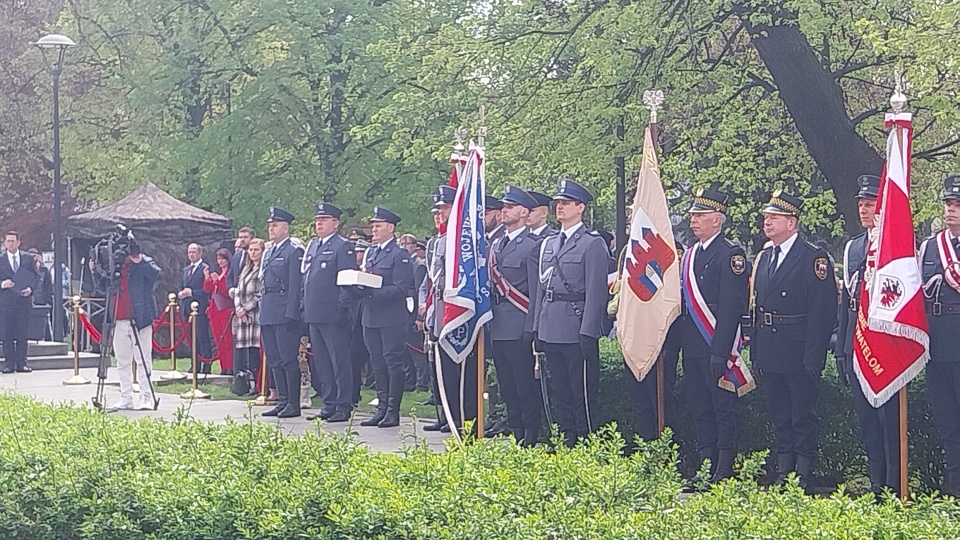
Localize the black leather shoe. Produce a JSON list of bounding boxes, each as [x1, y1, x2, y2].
[[422, 421, 445, 432], [1, 367, 14, 374], [439, 423, 452, 433], [261, 406, 283, 417], [327, 410, 350, 423], [16, 366, 32, 373]]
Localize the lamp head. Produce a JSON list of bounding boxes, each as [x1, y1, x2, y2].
[[34, 34, 75, 73]]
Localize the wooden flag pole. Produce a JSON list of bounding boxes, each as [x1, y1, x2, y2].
[[643, 89, 666, 436], [899, 386, 908, 501]]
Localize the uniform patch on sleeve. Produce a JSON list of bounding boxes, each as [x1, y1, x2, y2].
[[815, 257, 829, 281], [730, 254, 746, 275]]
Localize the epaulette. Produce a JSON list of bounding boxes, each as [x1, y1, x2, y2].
[[588, 230, 601, 237], [801, 239, 822, 253], [290, 237, 305, 249]]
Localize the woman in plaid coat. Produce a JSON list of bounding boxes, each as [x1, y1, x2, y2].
[[233, 238, 265, 389]]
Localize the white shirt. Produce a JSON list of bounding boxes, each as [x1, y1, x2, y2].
[[560, 222, 584, 240], [505, 226, 527, 243], [7, 250, 19, 271], [379, 238, 394, 250], [698, 231, 722, 252], [772, 232, 799, 270], [531, 224, 548, 236], [318, 232, 336, 247]]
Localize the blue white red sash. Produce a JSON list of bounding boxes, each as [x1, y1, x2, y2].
[[488, 242, 530, 313], [681, 245, 756, 396]]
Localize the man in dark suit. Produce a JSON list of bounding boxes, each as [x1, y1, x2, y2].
[[301, 203, 357, 422], [178, 243, 211, 374], [1, 231, 41, 373], [260, 206, 306, 418], [356, 206, 415, 428], [489, 186, 543, 446], [677, 188, 748, 488], [227, 226, 256, 291], [751, 189, 837, 493]]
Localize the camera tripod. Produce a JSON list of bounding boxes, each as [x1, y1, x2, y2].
[[91, 285, 161, 412]]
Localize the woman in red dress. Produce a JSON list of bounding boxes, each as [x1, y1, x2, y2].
[[203, 248, 235, 375]]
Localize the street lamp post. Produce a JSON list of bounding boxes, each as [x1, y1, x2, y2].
[[34, 34, 75, 343]]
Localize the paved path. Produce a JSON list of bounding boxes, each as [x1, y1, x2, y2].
[[0, 368, 450, 453]]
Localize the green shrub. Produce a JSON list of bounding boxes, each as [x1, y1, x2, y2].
[[1, 395, 959, 539], [594, 338, 948, 493]]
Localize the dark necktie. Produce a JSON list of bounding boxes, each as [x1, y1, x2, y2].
[[768, 245, 781, 279], [953, 238, 960, 252], [187, 264, 195, 280], [11, 254, 18, 273], [559, 233, 567, 250]]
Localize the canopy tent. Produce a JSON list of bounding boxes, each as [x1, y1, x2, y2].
[[66, 181, 234, 309]]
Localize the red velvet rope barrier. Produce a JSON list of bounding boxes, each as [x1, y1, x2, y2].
[[76, 305, 229, 363]]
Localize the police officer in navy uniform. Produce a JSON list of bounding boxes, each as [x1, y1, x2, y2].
[[920, 174, 960, 498], [678, 188, 748, 488], [751, 189, 837, 492], [526, 190, 558, 238], [531, 179, 609, 445], [486, 195, 506, 244], [301, 203, 358, 423], [260, 206, 306, 418], [419, 186, 455, 432], [357, 206, 415, 428], [489, 186, 543, 446], [835, 174, 901, 497]]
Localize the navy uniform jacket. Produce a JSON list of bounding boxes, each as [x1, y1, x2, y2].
[[531, 225, 558, 239], [179, 261, 209, 317], [836, 232, 868, 359], [920, 234, 960, 362], [360, 238, 415, 329], [679, 233, 749, 359], [532, 224, 610, 344], [260, 238, 304, 326], [751, 236, 837, 374], [490, 228, 539, 341], [419, 235, 441, 337], [301, 234, 357, 324]]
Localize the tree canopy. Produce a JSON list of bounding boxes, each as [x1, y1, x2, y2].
[[7, 0, 960, 249]]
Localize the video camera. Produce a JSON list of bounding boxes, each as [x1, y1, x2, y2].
[[90, 224, 141, 284]]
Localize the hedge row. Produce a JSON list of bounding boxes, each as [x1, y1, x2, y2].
[[591, 338, 947, 492], [1, 395, 959, 539]]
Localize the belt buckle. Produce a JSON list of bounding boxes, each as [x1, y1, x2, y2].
[[934, 302, 942, 316], [544, 289, 554, 302], [850, 298, 859, 312], [762, 312, 773, 326]]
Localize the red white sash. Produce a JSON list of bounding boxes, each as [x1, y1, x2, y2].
[[489, 244, 530, 313], [935, 230, 960, 293], [681, 246, 756, 397]]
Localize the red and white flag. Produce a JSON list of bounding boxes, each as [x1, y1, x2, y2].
[[854, 111, 929, 407]]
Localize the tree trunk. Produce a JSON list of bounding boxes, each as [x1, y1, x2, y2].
[[743, 12, 882, 235]]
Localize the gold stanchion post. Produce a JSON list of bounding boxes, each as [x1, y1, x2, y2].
[[63, 295, 90, 385], [248, 348, 273, 406], [180, 301, 210, 399], [160, 293, 187, 380]]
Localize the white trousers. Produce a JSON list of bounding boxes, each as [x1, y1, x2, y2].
[[113, 320, 154, 405]]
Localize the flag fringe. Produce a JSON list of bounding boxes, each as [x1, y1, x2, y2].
[[857, 351, 929, 408], [866, 318, 931, 350]]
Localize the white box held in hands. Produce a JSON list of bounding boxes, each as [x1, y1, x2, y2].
[[337, 269, 382, 289]]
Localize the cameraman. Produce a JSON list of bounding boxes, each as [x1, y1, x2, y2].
[[106, 241, 162, 411]]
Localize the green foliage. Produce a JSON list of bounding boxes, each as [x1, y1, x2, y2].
[[2, 395, 960, 539]]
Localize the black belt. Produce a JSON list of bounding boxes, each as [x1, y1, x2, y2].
[[848, 297, 860, 312], [757, 309, 807, 326], [544, 290, 585, 302], [926, 302, 960, 316]]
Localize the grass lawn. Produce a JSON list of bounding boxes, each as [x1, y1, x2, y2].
[[154, 383, 438, 419]]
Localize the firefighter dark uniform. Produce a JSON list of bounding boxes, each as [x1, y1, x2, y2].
[[259, 206, 306, 419], [489, 186, 543, 446], [357, 206, 415, 428], [920, 174, 960, 498], [532, 179, 610, 445], [678, 188, 748, 485], [836, 174, 902, 496], [751, 189, 837, 491], [301, 203, 357, 423]]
